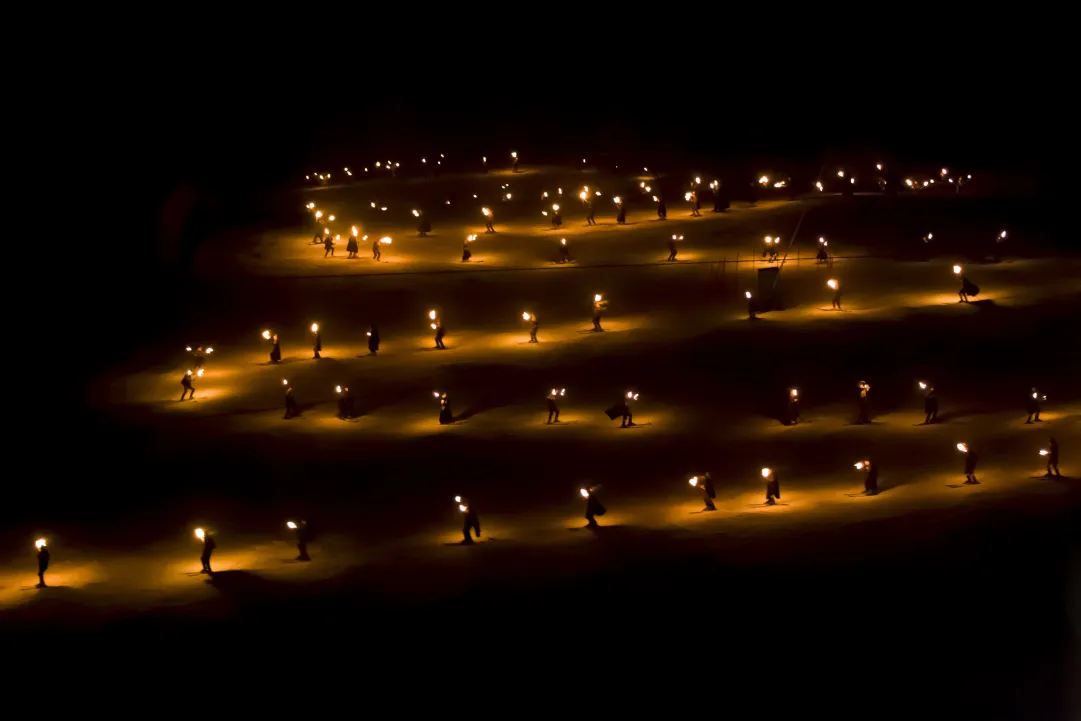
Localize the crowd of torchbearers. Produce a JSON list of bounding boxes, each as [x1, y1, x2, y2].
[[28, 421, 1063, 583]]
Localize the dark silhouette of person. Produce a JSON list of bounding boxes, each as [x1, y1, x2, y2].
[[857, 382, 872, 424], [37, 543, 50, 587], [558, 239, 571, 264], [616, 200, 626, 224], [460, 499, 481, 543], [180, 370, 195, 400], [434, 320, 446, 349], [346, 233, 359, 258], [312, 330, 322, 359], [963, 448, 980, 484], [551, 207, 563, 228], [747, 292, 757, 320], [462, 242, 472, 262], [697, 473, 717, 511], [958, 273, 978, 303], [764, 470, 780, 505], [689, 191, 701, 216], [667, 236, 678, 261], [713, 184, 729, 212], [284, 384, 299, 418], [191, 346, 206, 369], [200, 533, 216, 573], [787, 389, 800, 425], [657, 198, 667, 220], [592, 296, 607, 331], [923, 385, 939, 424], [1026, 388, 1042, 423], [529, 316, 539, 343], [816, 245, 828, 264], [747, 182, 759, 207], [831, 283, 842, 310], [583, 487, 605, 528], [1044, 437, 1060, 477], [584, 198, 596, 225], [546, 390, 561, 424], [270, 333, 281, 363], [292, 521, 311, 561], [615, 395, 635, 427], [417, 211, 431, 237], [373, 237, 383, 261], [863, 461, 879, 495], [484, 210, 495, 233], [512, 155, 519, 173], [323, 234, 334, 258], [367, 325, 380, 355], [438, 393, 453, 424], [337, 387, 355, 419]]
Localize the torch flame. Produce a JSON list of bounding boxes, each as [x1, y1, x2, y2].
[[957, 443, 968, 452], [335, 385, 342, 394], [194, 528, 205, 540], [262, 330, 272, 340], [761, 468, 771, 478], [594, 294, 602, 302], [412, 209, 420, 217], [482, 207, 491, 216], [429, 310, 437, 320], [459, 504, 467, 512], [282, 379, 288, 385], [745, 291, 752, 298], [315, 211, 323, 219], [311, 323, 319, 333], [790, 388, 798, 397], [454, 495, 461, 502], [561, 238, 567, 245], [287, 521, 297, 530], [1040, 450, 1049, 456], [522, 312, 532, 321], [953, 265, 962, 275], [689, 476, 698, 486], [351, 226, 358, 237], [827, 279, 838, 290], [186, 346, 192, 351], [580, 488, 589, 498], [613, 196, 621, 204], [35, 538, 46, 549], [197, 369, 204, 377], [759, 175, 769, 184], [380, 237, 391, 244], [855, 462, 865, 470], [919, 381, 927, 390], [553, 204, 559, 211]]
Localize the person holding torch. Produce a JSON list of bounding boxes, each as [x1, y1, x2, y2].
[[919, 382, 938, 424], [762, 467, 780, 505], [456, 496, 481, 544], [1026, 388, 1044, 423], [828, 278, 842, 310], [746, 291, 758, 320], [857, 381, 872, 424], [606, 391, 637, 428], [436, 391, 453, 424], [582, 190, 596, 226], [415, 208, 431, 237], [557, 237, 572, 264], [816, 237, 829, 264], [656, 195, 667, 220], [957, 443, 980, 484], [336, 385, 355, 420], [367, 324, 380, 355], [787, 387, 801, 425], [429, 310, 446, 350], [287, 520, 311, 561], [523, 312, 539, 343], [550, 203, 563, 228], [667, 234, 681, 262], [712, 180, 729, 212], [689, 473, 717, 511], [195, 528, 215, 573], [1041, 438, 1061, 478], [311, 323, 322, 359], [855, 460, 879, 496], [581, 486, 606, 528], [35, 538, 49, 587], [372, 235, 383, 262], [462, 234, 475, 262], [263, 330, 282, 364], [346, 227, 359, 258], [546, 388, 564, 424], [614, 196, 626, 224], [591, 293, 607, 332], [180, 369, 198, 400], [954, 265, 978, 303], [283, 379, 299, 418], [324, 233, 335, 258], [187, 345, 210, 369], [482, 207, 495, 233]]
